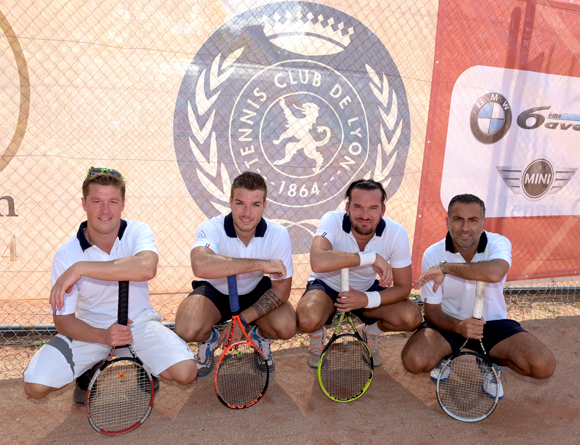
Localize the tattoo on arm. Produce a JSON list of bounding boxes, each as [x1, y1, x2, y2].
[[252, 290, 283, 317]]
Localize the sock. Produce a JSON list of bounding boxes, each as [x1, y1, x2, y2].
[[365, 322, 384, 336], [310, 327, 324, 338]]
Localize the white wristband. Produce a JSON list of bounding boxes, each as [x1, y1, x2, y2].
[[358, 251, 376, 267], [364, 291, 381, 308]]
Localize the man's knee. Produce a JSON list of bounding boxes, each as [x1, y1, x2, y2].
[[272, 321, 296, 340], [174, 321, 210, 343], [401, 341, 427, 374], [296, 307, 325, 333], [530, 352, 556, 379], [161, 360, 197, 385], [23, 382, 54, 399], [399, 304, 423, 331]]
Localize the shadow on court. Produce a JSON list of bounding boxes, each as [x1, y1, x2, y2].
[[1, 316, 579, 444]]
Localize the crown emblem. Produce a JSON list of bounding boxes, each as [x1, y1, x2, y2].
[[262, 11, 354, 56]]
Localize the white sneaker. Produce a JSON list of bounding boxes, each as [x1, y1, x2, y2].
[[307, 328, 327, 368], [479, 360, 504, 399], [430, 359, 451, 382], [356, 324, 381, 366], [249, 326, 274, 373]]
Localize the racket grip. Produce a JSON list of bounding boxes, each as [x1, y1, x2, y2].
[[227, 275, 240, 315], [473, 281, 486, 320], [341, 268, 349, 293], [118, 281, 129, 326]]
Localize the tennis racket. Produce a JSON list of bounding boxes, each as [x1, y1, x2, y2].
[[317, 268, 374, 402], [86, 281, 154, 435], [214, 275, 269, 409], [436, 281, 500, 422]]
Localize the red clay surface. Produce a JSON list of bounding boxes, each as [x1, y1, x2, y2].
[[1, 316, 579, 444]]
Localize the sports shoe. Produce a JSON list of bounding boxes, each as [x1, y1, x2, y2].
[[73, 362, 102, 404], [307, 328, 327, 368], [139, 369, 160, 394], [356, 324, 382, 366], [430, 359, 451, 382], [478, 358, 504, 399], [249, 326, 274, 372], [196, 328, 218, 377]]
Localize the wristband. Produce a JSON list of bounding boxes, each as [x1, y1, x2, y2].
[[239, 313, 249, 329], [358, 251, 376, 267], [364, 291, 381, 308]]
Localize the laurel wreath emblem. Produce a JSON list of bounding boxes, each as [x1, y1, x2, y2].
[[187, 50, 402, 223]]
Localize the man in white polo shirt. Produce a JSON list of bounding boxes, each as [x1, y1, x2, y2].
[[402, 194, 555, 398], [175, 171, 294, 376], [296, 179, 422, 367], [23, 168, 197, 402]]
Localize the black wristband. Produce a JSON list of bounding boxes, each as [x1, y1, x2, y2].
[[239, 313, 249, 328]]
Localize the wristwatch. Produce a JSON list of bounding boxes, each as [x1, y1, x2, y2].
[[439, 260, 447, 274]]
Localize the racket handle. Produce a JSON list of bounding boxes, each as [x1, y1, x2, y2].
[[118, 281, 129, 326], [473, 281, 486, 320], [341, 268, 349, 293], [227, 275, 240, 315]]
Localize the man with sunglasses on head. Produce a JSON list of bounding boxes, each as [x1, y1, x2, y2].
[[23, 168, 197, 403], [174, 171, 295, 376], [296, 179, 422, 368]]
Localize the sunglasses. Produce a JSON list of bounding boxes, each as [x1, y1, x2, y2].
[[86, 167, 123, 179]]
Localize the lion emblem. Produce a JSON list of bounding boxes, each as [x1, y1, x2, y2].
[[273, 99, 331, 174]]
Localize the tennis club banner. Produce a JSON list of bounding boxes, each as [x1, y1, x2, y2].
[[0, 0, 434, 299], [413, 0, 580, 281]]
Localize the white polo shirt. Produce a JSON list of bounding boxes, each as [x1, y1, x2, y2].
[[421, 231, 512, 321], [53, 219, 158, 327], [192, 213, 293, 295], [309, 210, 412, 292]]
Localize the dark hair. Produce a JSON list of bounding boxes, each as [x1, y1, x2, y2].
[[447, 194, 485, 219], [230, 171, 267, 200], [82, 173, 126, 200], [344, 179, 387, 204]]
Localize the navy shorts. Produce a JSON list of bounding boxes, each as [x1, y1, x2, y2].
[[303, 278, 386, 325], [189, 276, 272, 324], [418, 318, 527, 363]]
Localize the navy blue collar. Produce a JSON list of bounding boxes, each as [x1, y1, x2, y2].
[[224, 213, 267, 238], [77, 219, 128, 252], [445, 231, 487, 253], [341, 213, 386, 237]]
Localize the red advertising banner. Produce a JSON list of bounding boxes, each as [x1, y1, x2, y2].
[[413, 0, 580, 281]]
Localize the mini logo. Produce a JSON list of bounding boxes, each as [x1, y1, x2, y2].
[[470, 93, 511, 144], [0, 9, 30, 172], [497, 159, 577, 200], [174, 2, 410, 252]]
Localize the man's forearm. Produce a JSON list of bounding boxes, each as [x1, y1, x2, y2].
[[54, 315, 107, 344], [378, 282, 412, 306], [443, 259, 509, 283], [192, 255, 268, 279], [74, 252, 157, 282], [241, 289, 284, 323]]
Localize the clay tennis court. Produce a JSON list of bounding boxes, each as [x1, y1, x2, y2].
[[2, 296, 579, 444]]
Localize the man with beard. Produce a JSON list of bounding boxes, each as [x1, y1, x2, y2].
[[174, 171, 295, 376], [296, 179, 422, 367]]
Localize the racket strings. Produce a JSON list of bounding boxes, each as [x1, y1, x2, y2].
[[438, 354, 498, 421], [87, 360, 153, 433], [319, 336, 372, 401], [216, 343, 268, 407]]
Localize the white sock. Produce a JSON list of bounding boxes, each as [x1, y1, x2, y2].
[[310, 327, 324, 337], [365, 322, 384, 336]]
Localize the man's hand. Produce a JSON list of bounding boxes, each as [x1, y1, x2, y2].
[[260, 259, 286, 280], [50, 264, 82, 311], [104, 320, 134, 347], [218, 319, 246, 348], [415, 264, 445, 292], [373, 254, 393, 287], [334, 289, 370, 312], [457, 317, 485, 339]]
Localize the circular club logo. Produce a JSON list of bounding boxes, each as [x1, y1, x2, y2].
[[0, 9, 30, 172], [521, 158, 554, 200], [174, 2, 410, 252], [470, 93, 511, 144]]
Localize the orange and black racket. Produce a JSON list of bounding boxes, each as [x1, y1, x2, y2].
[[214, 275, 269, 409]]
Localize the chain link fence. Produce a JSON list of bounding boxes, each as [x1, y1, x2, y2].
[[1, 0, 579, 380]]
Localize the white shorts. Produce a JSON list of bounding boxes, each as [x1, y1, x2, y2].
[[23, 313, 195, 388]]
